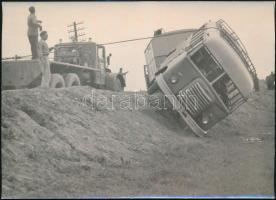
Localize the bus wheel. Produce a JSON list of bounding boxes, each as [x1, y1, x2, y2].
[[50, 73, 65, 88], [64, 73, 81, 87]]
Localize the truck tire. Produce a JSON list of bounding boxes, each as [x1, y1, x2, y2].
[[64, 73, 81, 87], [114, 78, 124, 92], [50, 73, 65, 88]]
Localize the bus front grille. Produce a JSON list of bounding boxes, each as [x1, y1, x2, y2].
[[178, 81, 212, 117]]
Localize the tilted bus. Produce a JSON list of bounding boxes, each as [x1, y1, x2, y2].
[[144, 19, 258, 136]]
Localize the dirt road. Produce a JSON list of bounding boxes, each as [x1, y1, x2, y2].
[[1, 83, 274, 198]]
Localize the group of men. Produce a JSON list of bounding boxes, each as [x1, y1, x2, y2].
[[27, 6, 51, 88]]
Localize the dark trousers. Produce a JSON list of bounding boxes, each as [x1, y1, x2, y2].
[[28, 35, 39, 59]]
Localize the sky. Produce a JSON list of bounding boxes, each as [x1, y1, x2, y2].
[[2, 1, 275, 91]]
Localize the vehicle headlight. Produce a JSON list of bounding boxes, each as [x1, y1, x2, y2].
[[202, 115, 209, 124], [202, 113, 210, 125], [170, 76, 178, 84]]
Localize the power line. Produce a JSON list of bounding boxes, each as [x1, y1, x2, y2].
[[67, 21, 86, 42]]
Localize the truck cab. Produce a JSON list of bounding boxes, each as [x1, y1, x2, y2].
[[54, 42, 105, 67], [51, 41, 125, 90], [144, 19, 258, 136], [52, 42, 105, 86]]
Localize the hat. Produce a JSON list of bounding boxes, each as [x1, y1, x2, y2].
[[40, 31, 47, 37]]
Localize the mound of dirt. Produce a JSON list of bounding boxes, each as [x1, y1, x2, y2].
[[1, 83, 274, 198]]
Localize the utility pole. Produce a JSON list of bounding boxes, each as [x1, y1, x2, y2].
[[67, 21, 86, 42]]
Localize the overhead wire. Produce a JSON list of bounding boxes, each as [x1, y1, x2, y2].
[[98, 29, 196, 46]]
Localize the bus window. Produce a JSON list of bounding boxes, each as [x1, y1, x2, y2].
[[191, 47, 224, 82]]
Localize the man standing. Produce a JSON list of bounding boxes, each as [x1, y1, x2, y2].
[[266, 72, 275, 90], [27, 6, 42, 59], [38, 31, 52, 88], [119, 67, 128, 81]]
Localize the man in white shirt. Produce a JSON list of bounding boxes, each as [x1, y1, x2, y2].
[[38, 31, 53, 88]]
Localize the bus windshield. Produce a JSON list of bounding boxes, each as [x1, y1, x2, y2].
[[191, 47, 224, 82]]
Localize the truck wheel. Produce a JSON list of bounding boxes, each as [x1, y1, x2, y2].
[[50, 73, 65, 88], [64, 73, 81, 87], [114, 78, 124, 92]]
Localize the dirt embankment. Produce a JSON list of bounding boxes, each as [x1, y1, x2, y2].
[[1, 83, 275, 198]]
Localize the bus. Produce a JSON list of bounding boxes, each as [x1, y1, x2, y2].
[[144, 19, 258, 136]]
